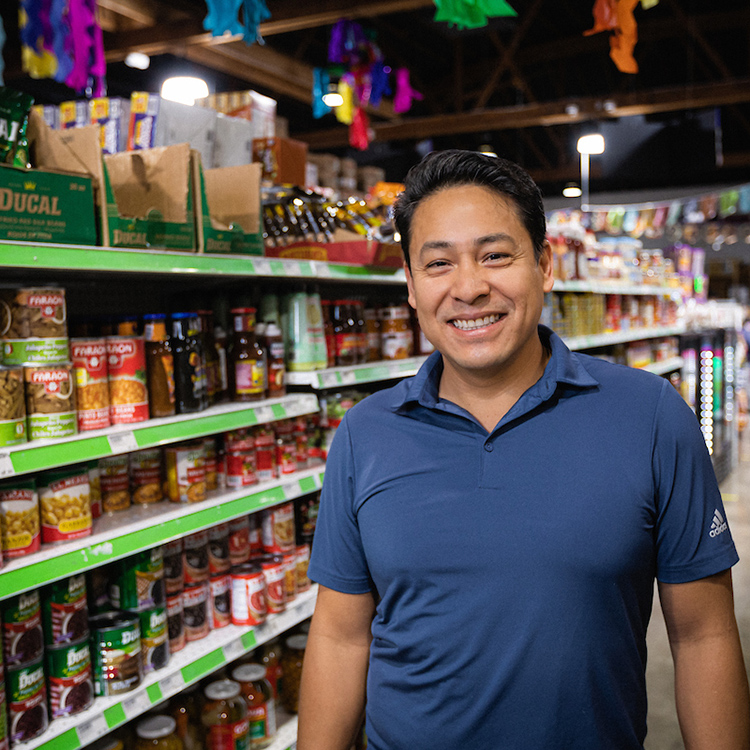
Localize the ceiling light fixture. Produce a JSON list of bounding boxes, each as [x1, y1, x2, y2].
[[577, 134, 605, 155], [322, 83, 344, 108], [478, 144, 498, 157], [562, 183, 582, 198], [565, 104, 580, 117], [125, 52, 150, 70], [161, 76, 209, 106]]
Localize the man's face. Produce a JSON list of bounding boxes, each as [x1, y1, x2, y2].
[[405, 184, 554, 385]]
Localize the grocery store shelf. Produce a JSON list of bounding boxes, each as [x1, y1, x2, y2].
[[286, 356, 429, 389], [269, 714, 299, 750], [0, 394, 319, 479], [0, 242, 406, 284], [563, 324, 686, 351], [0, 466, 326, 601], [639, 357, 685, 375], [24, 586, 317, 750], [553, 279, 682, 298]]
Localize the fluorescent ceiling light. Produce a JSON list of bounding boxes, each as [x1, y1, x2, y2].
[[125, 52, 150, 70], [322, 83, 344, 108], [161, 76, 209, 106], [577, 134, 605, 155], [478, 144, 498, 157], [562, 184, 582, 198]]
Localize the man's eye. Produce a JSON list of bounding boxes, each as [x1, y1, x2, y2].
[[426, 260, 449, 268], [486, 253, 510, 262]]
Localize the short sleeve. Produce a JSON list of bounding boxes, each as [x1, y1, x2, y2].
[[307, 417, 374, 594], [652, 380, 739, 583]]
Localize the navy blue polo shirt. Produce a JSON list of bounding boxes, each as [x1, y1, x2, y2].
[[308, 326, 738, 750]]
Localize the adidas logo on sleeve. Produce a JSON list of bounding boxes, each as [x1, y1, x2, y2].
[[709, 509, 728, 538]]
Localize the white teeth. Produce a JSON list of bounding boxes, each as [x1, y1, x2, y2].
[[452, 314, 501, 330]]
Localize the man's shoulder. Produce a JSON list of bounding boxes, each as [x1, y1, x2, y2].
[[345, 377, 412, 422]]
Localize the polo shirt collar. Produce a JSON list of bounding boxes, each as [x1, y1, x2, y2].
[[396, 325, 599, 413]]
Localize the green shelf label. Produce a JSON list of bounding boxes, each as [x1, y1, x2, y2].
[[271, 403, 286, 419], [241, 631, 257, 650], [146, 683, 163, 704], [182, 648, 225, 684], [42, 728, 80, 750], [298, 476, 316, 493], [104, 704, 127, 729], [298, 261, 314, 276], [269, 260, 285, 275]]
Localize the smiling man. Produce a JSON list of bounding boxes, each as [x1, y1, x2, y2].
[[297, 150, 750, 750]]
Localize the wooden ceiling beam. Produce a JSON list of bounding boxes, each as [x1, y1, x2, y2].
[[296, 78, 750, 149], [104, 0, 434, 61]]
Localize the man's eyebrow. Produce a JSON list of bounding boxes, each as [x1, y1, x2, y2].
[[474, 232, 517, 247]]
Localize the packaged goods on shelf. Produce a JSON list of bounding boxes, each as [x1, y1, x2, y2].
[[213, 115, 255, 169], [152, 99, 217, 170], [0, 480, 40, 558], [197, 90, 277, 141], [59, 101, 88, 130], [89, 98, 131, 155], [128, 92, 160, 151]]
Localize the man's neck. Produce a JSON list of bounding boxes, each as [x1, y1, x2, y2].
[[437, 340, 550, 433]]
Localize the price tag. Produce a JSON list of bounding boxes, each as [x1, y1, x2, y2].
[[0, 452, 15, 479], [159, 671, 185, 696], [341, 370, 357, 385], [315, 262, 332, 278], [285, 260, 302, 277], [122, 691, 150, 718], [321, 372, 339, 389], [253, 258, 272, 276], [108, 431, 138, 454], [77, 714, 108, 746], [255, 406, 273, 424], [223, 639, 245, 662], [282, 481, 298, 499]]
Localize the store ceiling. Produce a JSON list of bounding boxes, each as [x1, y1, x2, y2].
[[3, 0, 750, 194]]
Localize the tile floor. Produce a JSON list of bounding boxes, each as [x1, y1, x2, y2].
[[643, 430, 750, 749]]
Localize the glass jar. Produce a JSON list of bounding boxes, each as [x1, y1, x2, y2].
[[380, 305, 414, 360], [202, 680, 250, 750], [135, 715, 183, 750], [321, 300, 336, 368], [170, 313, 207, 414], [198, 310, 219, 407], [232, 664, 276, 748], [144, 314, 176, 418], [280, 634, 308, 713], [332, 300, 357, 366], [229, 308, 267, 402], [170, 684, 202, 750], [258, 640, 282, 703], [263, 322, 286, 398]]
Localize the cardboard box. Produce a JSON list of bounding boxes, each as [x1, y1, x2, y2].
[[0, 164, 96, 245], [252, 137, 308, 188], [265, 231, 403, 268], [103, 143, 195, 250], [193, 154, 263, 255], [213, 115, 254, 168], [153, 99, 217, 172]]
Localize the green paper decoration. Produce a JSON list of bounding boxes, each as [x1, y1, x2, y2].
[[433, 0, 516, 30]]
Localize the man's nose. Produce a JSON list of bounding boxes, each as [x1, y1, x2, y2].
[[452, 261, 491, 303]]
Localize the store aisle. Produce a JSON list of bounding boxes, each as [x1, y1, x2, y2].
[[644, 433, 750, 749]]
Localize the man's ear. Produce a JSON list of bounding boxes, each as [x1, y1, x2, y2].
[[405, 261, 417, 310]]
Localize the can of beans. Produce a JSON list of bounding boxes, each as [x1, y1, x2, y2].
[[0, 366, 27, 447], [166, 595, 185, 654], [110, 547, 166, 611], [228, 516, 250, 566], [0, 480, 40, 559], [45, 638, 94, 720], [129, 448, 163, 505], [106, 336, 149, 424], [165, 442, 206, 504], [131, 607, 169, 675], [87, 460, 102, 519], [6, 658, 48, 746], [0, 287, 68, 366], [89, 612, 142, 697], [261, 556, 286, 615], [209, 575, 231, 629], [2, 590, 44, 668], [42, 574, 89, 646], [99, 454, 131, 513], [295, 544, 311, 594], [225, 447, 257, 489], [204, 437, 218, 492], [24, 363, 77, 441], [182, 583, 209, 642], [70, 338, 110, 431], [208, 523, 231, 575], [37, 468, 92, 544], [231, 563, 266, 626], [282, 552, 297, 603], [163, 539, 184, 595], [260, 503, 295, 554], [183, 530, 209, 585]]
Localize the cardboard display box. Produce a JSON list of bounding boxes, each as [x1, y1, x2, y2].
[[0, 163, 96, 246], [103, 143, 195, 250], [193, 154, 263, 255], [252, 137, 308, 188]]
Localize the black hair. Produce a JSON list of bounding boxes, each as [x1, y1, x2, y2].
[[393, 149, 547, 269]]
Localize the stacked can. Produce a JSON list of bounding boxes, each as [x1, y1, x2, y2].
[[108, 547, 170, 678], [0, 288, 76, 443], [164, 539, 186, 654], [208, 524, 232, 629], [0, 479, 40, 560], [182, 531, 210, 643]]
